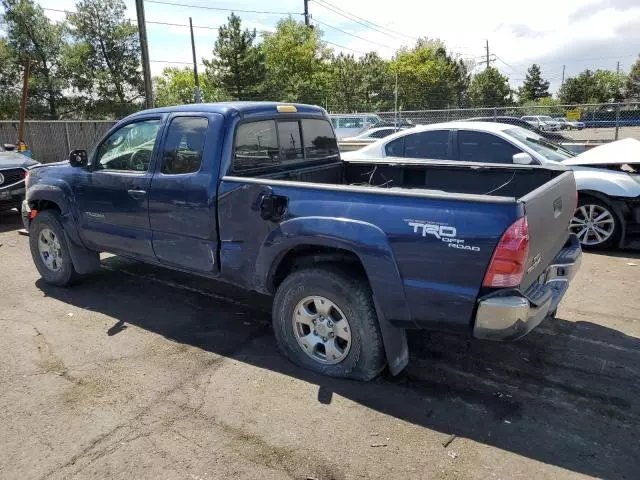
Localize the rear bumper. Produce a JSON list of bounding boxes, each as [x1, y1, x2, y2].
[[473, 234, 582, 341]]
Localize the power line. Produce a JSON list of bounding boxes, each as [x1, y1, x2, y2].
[[311, 0, 414, 43], [43, 7, 219, 30], [322, 39, 367, 55], [143, 0, 303, 16], [312, 18, 395, 50]]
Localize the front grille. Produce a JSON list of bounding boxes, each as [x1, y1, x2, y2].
[[0, 168, 26, 188]]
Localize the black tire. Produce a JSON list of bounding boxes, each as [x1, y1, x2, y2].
[[572, 196, 621, 250], [272, 266, 386, 381], [29, 210, 79, 286]]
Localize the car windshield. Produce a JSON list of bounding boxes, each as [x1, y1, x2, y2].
[[540, 116, 554, 122], [504, 127, 576, 162]]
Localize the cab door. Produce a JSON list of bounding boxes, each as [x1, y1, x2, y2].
[[75, 117, 162, 260], [148, 113, 224, 273]]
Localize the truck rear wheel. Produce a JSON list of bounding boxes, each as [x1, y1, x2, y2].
[[29, 211, 79, 286], [272, 266, 386, 381]]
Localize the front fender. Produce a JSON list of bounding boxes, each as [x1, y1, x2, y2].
[[572, 167, 640, 198], [255, 216, 412, 326], [27, 181, 83, 247]]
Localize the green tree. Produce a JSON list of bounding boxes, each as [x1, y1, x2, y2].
[[327, 53, 365, 111], [203, 13, 265, 101], [390, 42, 460, 109], [0, 38, 21, 118], [262, 17, 331, 104], [467, 67, 512, 107], [1, 0, 69, 118], [625, 55, 640, 101], [66, 0, 143, 117], [559, 69, 625, 104], [154, 67, 222, 106], [359, 52, 393, 111], [517, 64, 550, 102]]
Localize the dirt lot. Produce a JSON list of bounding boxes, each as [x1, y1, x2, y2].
[[1, 209, 639, 480]]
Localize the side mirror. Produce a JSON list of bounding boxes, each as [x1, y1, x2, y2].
[[69, 149, 88, 167], [513, 152, 534, 165], [3, 143, 15, 151]]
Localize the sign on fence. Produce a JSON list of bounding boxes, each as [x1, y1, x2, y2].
[[566, 110, 582, 121]]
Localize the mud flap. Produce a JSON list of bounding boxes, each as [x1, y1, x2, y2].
[[373, 298, 408, 375], [63, 230, 100, 274]]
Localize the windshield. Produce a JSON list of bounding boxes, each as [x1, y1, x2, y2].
[[505, 127, 576, 162], [540, 116, 554, 122]]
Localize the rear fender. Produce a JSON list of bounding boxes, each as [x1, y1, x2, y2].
[[257, 216, 410, 375]]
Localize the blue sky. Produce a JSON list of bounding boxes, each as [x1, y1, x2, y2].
[[36, 0, 640, 95]]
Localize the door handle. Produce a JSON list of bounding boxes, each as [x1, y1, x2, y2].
[[127, 189, 147, 199]]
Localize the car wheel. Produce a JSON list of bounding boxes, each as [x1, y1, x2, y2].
[[29, 210, 79, 286], [570, 197, 620, 250], [272, 266, 386, 381]]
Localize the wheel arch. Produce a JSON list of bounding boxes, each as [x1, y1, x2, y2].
[[258, 217, 410, 375]]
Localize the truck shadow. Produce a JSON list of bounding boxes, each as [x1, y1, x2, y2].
[[36, 257, 640, 480]]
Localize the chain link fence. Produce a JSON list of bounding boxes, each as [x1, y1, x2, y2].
[[3, 102, 640, 163], [0, 120, 116, 163], [333, 102, 640, 144]]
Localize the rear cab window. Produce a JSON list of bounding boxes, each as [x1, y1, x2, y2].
[[232, 117, 338, 176]]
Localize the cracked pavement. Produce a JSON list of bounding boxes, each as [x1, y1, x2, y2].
[[1, 210, 639, 480]]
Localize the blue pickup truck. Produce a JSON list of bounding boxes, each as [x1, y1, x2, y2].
[[23, 102, 582, 380]]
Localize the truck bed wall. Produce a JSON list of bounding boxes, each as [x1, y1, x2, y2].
[[262, 160, 563, 199]]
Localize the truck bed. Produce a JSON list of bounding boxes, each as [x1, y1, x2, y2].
[[254, 157, 568, 200]]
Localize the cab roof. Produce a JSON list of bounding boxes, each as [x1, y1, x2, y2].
[[124, 102, 327, 122]]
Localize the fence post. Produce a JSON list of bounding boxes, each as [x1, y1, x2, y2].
[[64, 121, 71, 154], [614, 103, 620, 141], [493, 107, 497, 121]]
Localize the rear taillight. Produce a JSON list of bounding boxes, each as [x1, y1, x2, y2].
[[483, 217, 529, 288]]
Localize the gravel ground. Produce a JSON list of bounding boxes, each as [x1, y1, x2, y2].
[[1, 209, 639, 480]]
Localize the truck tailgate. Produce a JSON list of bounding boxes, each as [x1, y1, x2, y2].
[[520, 170, 577, 289]]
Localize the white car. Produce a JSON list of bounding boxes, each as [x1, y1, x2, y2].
[[522, 115, 561, 132], [342, 122, 640, 249], [342, 127, 405, 143], [553, 117, 585, 130]]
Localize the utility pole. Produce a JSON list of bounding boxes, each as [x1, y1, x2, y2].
[[561, 65, 565, 86], [394, 72, 398, 129], [485, 40, 490, 70], [189, 17, 202, 103], [17, 58, 30, 156], [135, 0, 154, 108], [304, 0, 310, 26], [616, 61, 620, 74]]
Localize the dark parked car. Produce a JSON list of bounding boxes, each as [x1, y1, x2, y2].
[[0, 144, 39, 213], [465, 116, 569, 142]]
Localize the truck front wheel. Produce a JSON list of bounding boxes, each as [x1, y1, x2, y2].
[[272, 267, 386, 381], [29, 210, 79, 286]]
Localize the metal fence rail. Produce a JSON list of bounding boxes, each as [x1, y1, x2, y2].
[[0, 120, 115, 163]]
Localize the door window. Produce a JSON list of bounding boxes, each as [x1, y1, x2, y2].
[[160, 117, 208, 174], [385, 137, 404, 156], [96, 119, 161, 172], [403, 130, 449, 159], [457, 130, 521, 163]]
